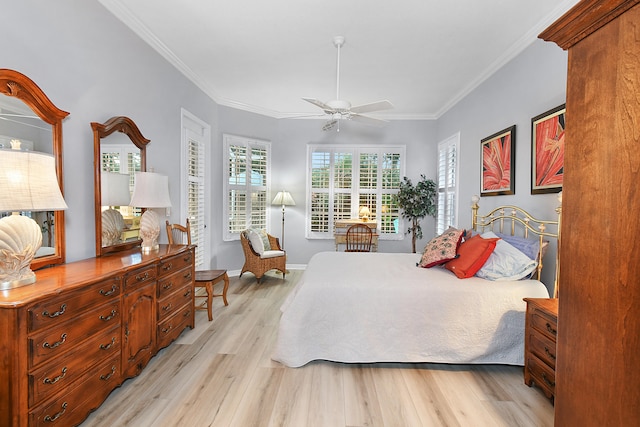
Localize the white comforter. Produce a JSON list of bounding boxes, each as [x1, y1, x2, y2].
[[272, 251, 549, 367]]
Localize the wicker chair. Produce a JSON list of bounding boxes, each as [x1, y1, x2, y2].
[[240, 230, 286, 283], [166, 219, 229, 321], [345, 223, 373, 252]]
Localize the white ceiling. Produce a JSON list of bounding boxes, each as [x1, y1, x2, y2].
[[99, 0, 579, 120]]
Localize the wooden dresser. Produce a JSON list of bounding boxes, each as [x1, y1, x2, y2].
[[523, 298, 557, 402], [0, 244, 195, 427]]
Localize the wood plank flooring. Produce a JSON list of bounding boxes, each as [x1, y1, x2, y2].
[[82, 270, 554, 427]]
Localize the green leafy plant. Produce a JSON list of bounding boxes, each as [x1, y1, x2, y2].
[[394, 174, 437, 253]]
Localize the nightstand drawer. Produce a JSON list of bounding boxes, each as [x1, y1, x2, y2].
[[528, 330, 556, 369], [530, 309, 557, 341], [526, 353, 556, 397]]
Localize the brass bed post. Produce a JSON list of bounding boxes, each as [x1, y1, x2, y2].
[[554, 192, 562, 298], [471, 195, 480, 231]]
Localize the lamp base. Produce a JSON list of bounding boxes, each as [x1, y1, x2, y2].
[[139, 210, 160, 253], [0, 214, 42, 290]]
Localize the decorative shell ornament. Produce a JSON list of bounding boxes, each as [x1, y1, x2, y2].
[[139, 210, 160, 252], [0, 215, 42, 288], [102, 208, 125, 247]]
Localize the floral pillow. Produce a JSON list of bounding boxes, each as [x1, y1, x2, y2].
[[418, 227, 465, 268]]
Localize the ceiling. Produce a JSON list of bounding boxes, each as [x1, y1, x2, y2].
[[99, 0, 580, 120]]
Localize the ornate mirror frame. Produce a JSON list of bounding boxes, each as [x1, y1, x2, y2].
[[92, 116, 149, 257], [0, 69, 69, 270]]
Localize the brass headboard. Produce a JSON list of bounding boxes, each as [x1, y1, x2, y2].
[[471, 194, 562, 297]]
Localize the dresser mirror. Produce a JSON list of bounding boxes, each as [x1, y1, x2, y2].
[[92, 116, 149, 256], [0, 69, 69, 270]]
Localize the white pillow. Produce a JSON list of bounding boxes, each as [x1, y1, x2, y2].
[[476, 231, 538, 281], [246, 229, 265, 255]]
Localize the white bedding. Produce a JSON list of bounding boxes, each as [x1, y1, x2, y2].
[[272, 251, 549, 367]]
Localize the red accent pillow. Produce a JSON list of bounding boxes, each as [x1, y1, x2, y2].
[[445, 234, 499, 278], [418, 227, 465, 268]]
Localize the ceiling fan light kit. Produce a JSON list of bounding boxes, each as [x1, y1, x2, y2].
[[303, 36, 393, 131]]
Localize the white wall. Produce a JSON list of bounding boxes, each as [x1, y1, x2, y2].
[[3, 2, 568, 293]]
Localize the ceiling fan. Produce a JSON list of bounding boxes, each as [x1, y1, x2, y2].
[[303, 36, 393, 131]]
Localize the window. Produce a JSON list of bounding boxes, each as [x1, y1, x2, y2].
[[437, 133, 459, 234], [224, 134, 270, 240], [307, 145, 405, 239], [181, 109, 210, 268]]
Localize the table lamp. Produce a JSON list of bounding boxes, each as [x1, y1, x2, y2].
[[0, 149, 68, 289], [271, 191, 295, 250], [359, 206, 371, 222], [129, 171, 171, 253], [101, 171, 131, 246]]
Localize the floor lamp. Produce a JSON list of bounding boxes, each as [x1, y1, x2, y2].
[[271, 191, 295, 250]]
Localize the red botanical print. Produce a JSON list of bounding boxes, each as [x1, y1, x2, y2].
[[535, 116, 564, 187], [482, 134, 511, 191]]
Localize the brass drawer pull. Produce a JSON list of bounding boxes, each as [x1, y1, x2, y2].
[[135, 272, 150, 281], [184, 290, 192, 297], [100, 366, 117, 381], [99, 310, 117, 322], [161, 325, 173, 334], [183, 255, 192, 262], [99, 285, 118, 296], [44, 402, 67, 422], [546, 322, 557, 335], [42, 304, 67, 319], [183, 310, 191, 317], [43, 367, 68, 385], [544, 346, 556, 360], [100, 337, 116, 350], [162, 303, 172, 312], [184, 272, 192, 280], [163, 282, 173, 290], [162, 262, 173, 271], [542, 372, 555, 387], [43, 333, 67, 349]]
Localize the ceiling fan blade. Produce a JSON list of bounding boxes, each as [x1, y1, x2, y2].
[[350, 113, 388, 127], [350, 100, 394, 114], [302, 97, 336, 113]]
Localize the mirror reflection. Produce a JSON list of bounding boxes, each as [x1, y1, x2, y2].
[[100, 134, 142, 247], [0, 95, 56, 258]]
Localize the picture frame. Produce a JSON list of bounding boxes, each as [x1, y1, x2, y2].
[[531, 104, 565, 194], [481, 125, 516, 197]]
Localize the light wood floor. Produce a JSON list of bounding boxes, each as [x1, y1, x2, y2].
[[82, 269, 554, 427]]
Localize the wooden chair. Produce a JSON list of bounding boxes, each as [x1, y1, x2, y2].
[[240, 230, 286, 283], [345, 223, 373, 252], [166, 219, 228, 321]]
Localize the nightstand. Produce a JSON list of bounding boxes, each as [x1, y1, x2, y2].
[[523, 297, 558, 402]]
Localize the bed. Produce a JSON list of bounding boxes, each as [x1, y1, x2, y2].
[[272, 200, 560, 368]]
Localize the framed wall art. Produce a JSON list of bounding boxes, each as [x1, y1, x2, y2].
[[531, 104, 565, 194], [481, 125, 515, 196]]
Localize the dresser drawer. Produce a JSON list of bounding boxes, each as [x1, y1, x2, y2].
[[528, 330, 557, 369], [529, 309, 557, 341], [29, 356, 121, 427], [157, 266, 193, 299], [157, 305, 193, 349], [29, 300, 121, 369], [157, 282, 192, 322], [526, 353, 556, 397], [158, 251, 194, 278], [29, 326, 120, 407], [28, 277, 121, 332], [124, 265, 157, 291]]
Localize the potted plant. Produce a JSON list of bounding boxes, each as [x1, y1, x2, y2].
[[394, 174, 437, 253]]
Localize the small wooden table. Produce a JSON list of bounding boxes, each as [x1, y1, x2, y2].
[[523, 297, 558, 402], [334, 219, 379, 251]]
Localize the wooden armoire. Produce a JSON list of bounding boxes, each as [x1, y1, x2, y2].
[[539, 0, 640, 425]]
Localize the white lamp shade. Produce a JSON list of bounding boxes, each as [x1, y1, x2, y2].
[[0, 150, 67, 212], [359, 206, 371, 216], [129, 172, 172, 208], [272, 191, 295, 206], [101, 171, 131, 207]]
